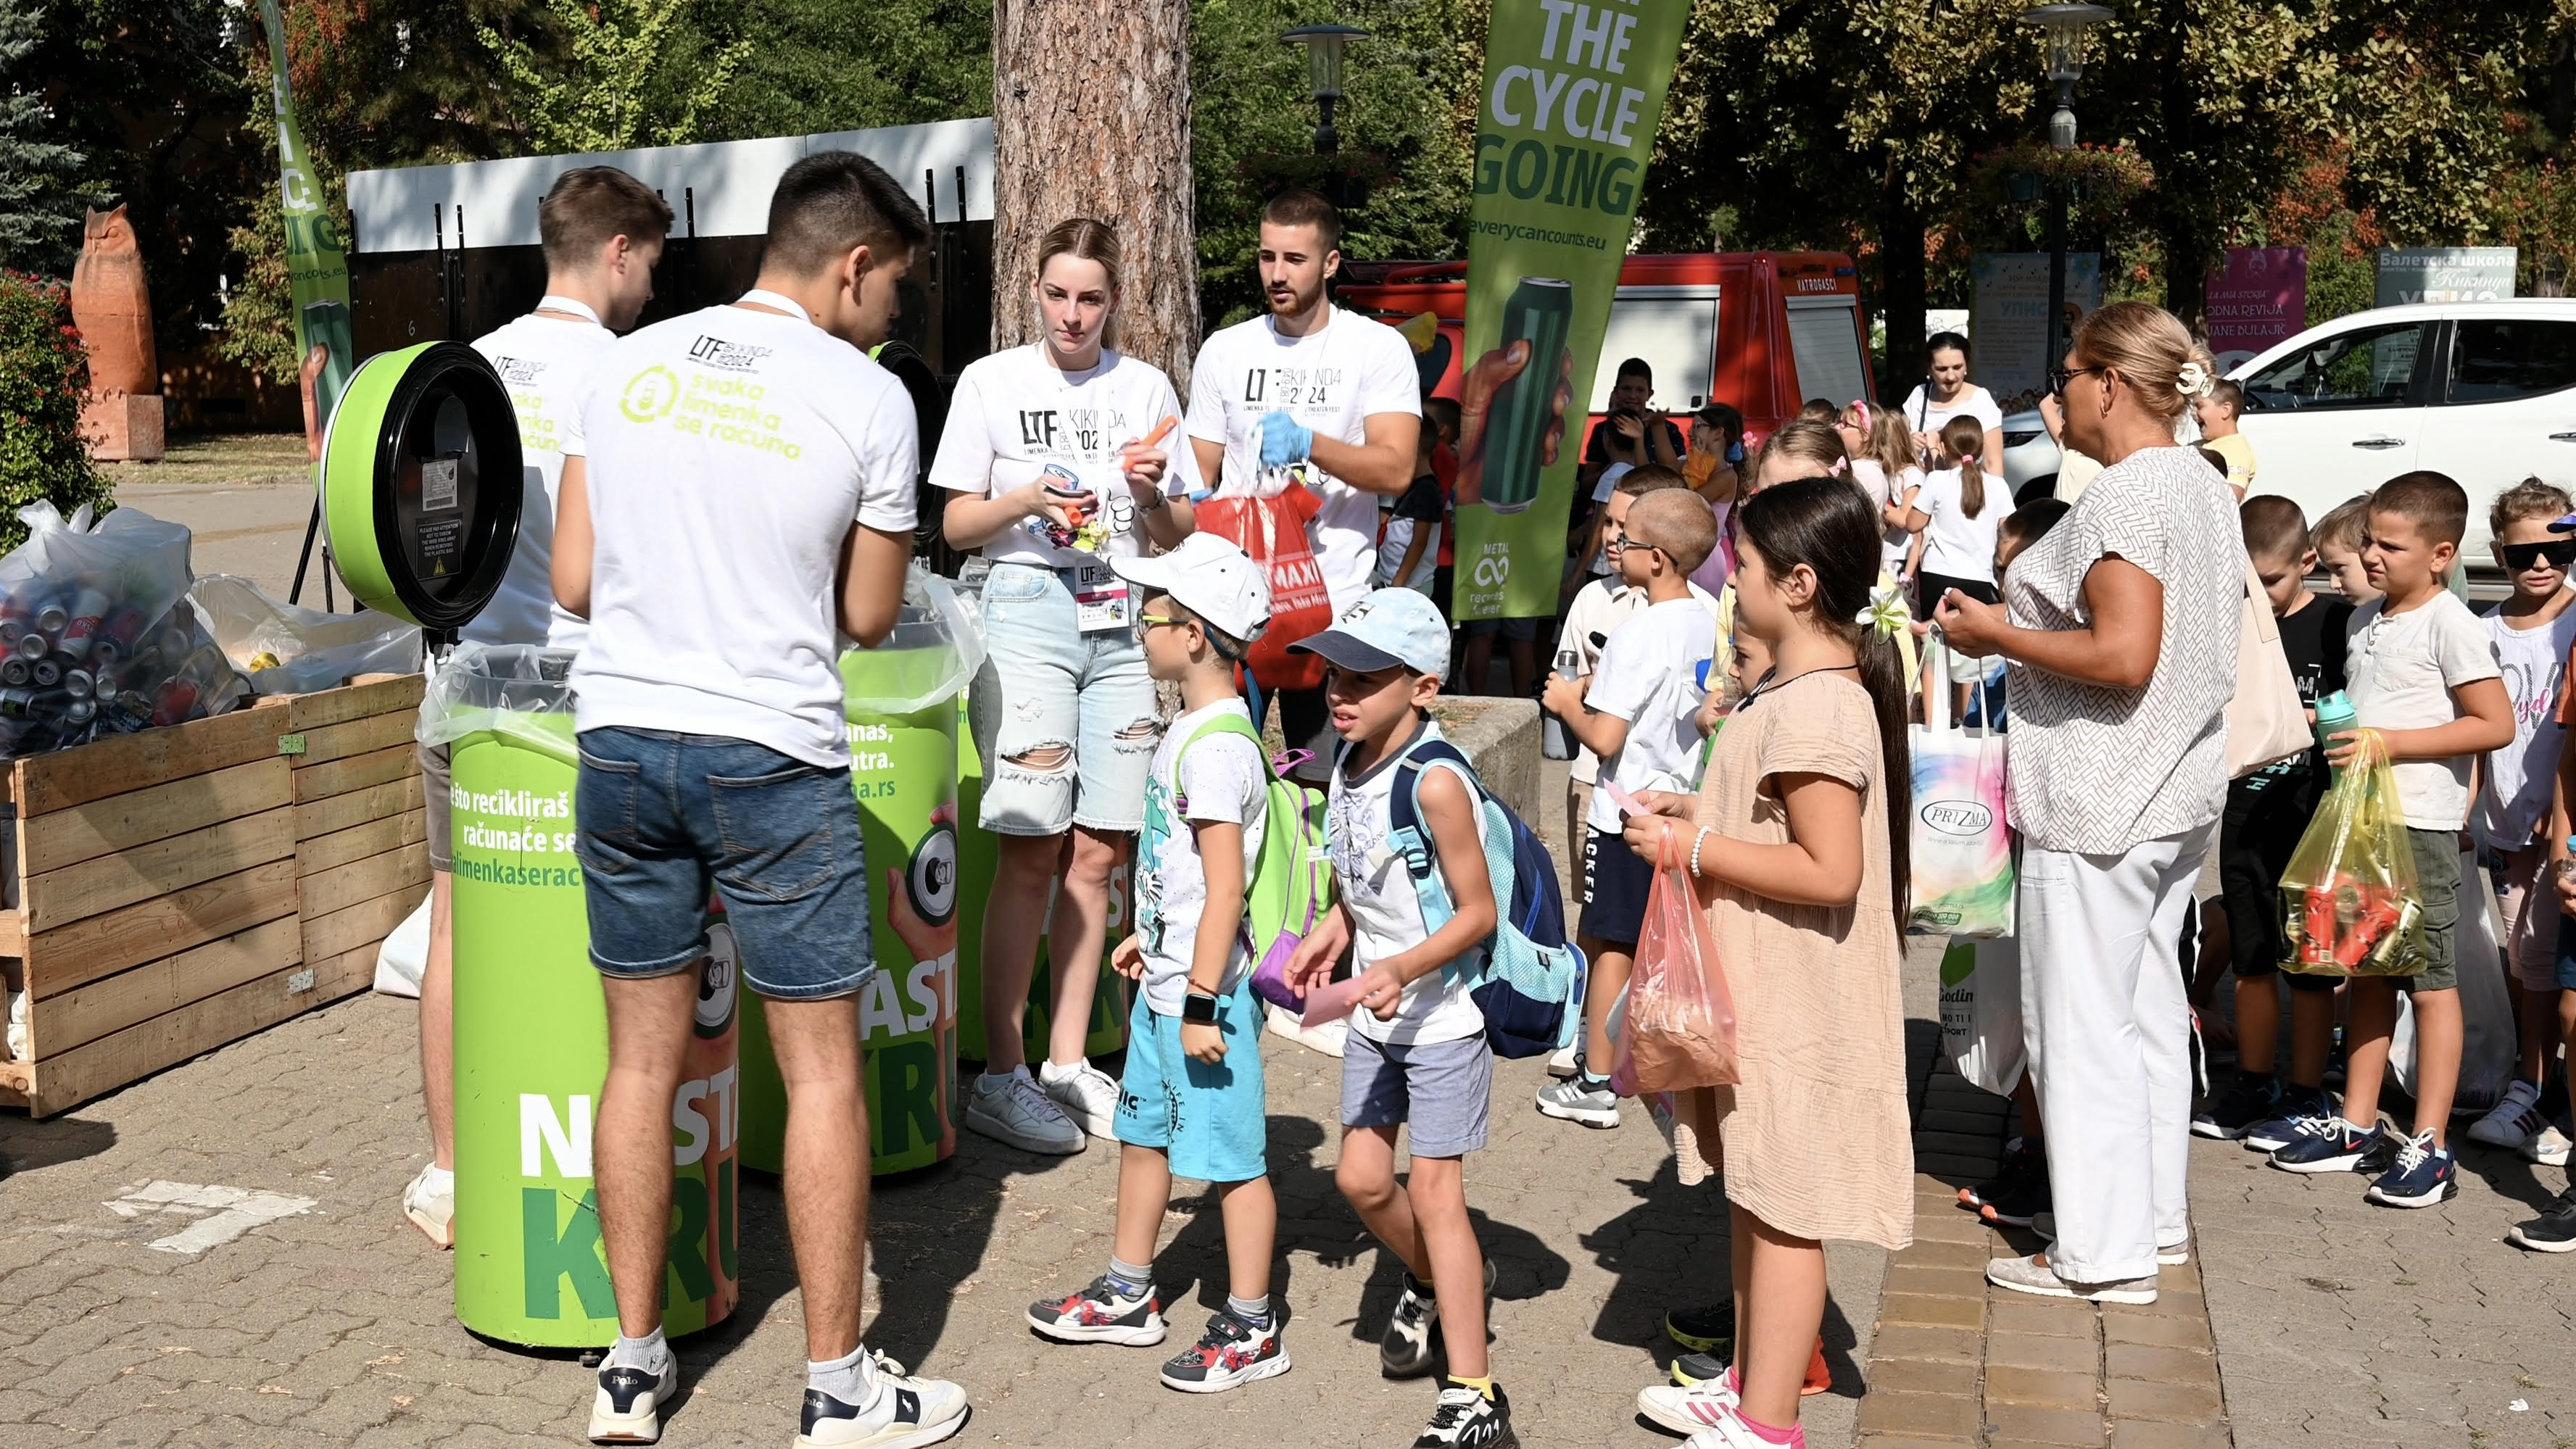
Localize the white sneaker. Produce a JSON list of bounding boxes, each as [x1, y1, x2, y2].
[[1677, 1400, 1773, 1449], [1638, 1377, 1739, 1435], [2525, 1126, 2573, 1168], [588, 1354, 679, 1443], [963, 1068, 1083, 1155], [2468, 1079, 2548, 1149], [2029, 1211, 2187, 1266], [402, 1163, 454, 1249], [1038, 1059, 1121, 1139], [1263, 1002, 1348, 1057], [1986, 1252, 2157, 1305], [795, 1351, 969, 1448]]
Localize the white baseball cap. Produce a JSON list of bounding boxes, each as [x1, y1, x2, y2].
[[1111, 533, 1272, 643]]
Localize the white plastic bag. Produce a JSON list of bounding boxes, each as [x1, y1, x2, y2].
[[1939, 937, 2026, 1096], [1909, 642, 2014, 937], [417, 642, 579, 765], [189, 574, 420, 694], [840, 562, 987, 720], [2391, 850, 2517, 1114], [373, 894, 431, 998]]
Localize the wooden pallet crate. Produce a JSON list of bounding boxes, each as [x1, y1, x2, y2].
[[0, 673, 427, 1117]]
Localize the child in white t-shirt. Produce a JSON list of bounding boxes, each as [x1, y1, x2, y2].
[[1537, 491, 1721, 1129], [1027, 533, 1289, 1392]]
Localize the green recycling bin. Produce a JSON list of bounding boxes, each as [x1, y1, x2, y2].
[[442, 646, 740, 1345], [736, 612, 965, 1176], [953, 681, 1132, 1065]]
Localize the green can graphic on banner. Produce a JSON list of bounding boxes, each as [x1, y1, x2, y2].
[[1451, 0, 1689, 618], [253, 0, 356, 429], [448, 705, 740, 1347], [737, 636, 964, 1176]]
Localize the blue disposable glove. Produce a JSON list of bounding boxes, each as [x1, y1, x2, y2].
[[1258, 411, 1314, 468]]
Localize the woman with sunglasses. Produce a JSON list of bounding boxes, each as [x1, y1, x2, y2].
[[1902, 331, 2004, 473], [1929, 303, 2241, 1306]]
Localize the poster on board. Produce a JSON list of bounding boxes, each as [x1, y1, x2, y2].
[[2205, 247, 2307, 372], [2375, 247, 2517, 306], [1968, 252, 2102, 409]]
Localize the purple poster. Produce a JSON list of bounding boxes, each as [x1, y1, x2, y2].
[[2204, 247, 2307, 370]]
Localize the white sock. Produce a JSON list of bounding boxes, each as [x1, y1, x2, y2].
[[977, 1065, 1032, 1092], [420, 1165, 455, 1194], [808, 1342, 879, 1408], [1038, 1059, 1087, 1084], [606, 1327, 668, 1374]]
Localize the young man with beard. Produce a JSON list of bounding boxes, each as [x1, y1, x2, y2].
[[402, 165, 667, 1250], [1186, 188, 1422, 781]]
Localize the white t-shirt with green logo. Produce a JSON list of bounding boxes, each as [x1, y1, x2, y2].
[[927, 344, 1196, 569], [563, 298, 917, 767], [467, 310, 615, 650]]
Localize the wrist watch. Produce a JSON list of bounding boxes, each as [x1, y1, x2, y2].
[[1182, 991, 1220, 1025], [1140, 487, 1169, 512]]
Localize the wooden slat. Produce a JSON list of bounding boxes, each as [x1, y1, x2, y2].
[[302, 881, 428, 966], [23, 916, 302, 1059], [292, 742, 417, 805], [0, 905, 21, 957], [295, 773, 425, 842], [297, 842, 431, 921], [7, 703, 288, 818], [296, 810, 426, 877], [284, 673, 425, 732], [20, 808, 294, 934], [291, 709, 418, 768], [20, 858, 299, 997], [13, 945, 373, 1117], [17, 758, 291, 877]]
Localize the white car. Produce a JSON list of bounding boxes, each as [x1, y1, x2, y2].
[[2233, 299, 2576, 565], [2001, 410, 2063, 502]]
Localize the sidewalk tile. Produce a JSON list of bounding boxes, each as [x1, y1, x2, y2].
[[1984, 1365, 2102, 1409], [1905, 1238, 1995, 1269], [1854, 1437, 1978, 1449], [1863, 1356, 1983, 1398], [1992, 1300, 2100, 1339], [2102, 1313, 2213, 1351], [2108, 1419, 2232, 1449], [1912, 1211, 1995, 1245], [1883, 1262, 1987, 1298], [1986, 1332, 2101, 1375], [1855, 1389, 1983, 1440], [1984, 1403, 2112, 1445], [2105, 1377, 2224, 1424], [1870, 1326, 1983, 1365], [2103, 1343, 2217, 1382], [1881, 1293, 1983, 1329]]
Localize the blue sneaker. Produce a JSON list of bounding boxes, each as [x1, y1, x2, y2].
[[2241, 1085, 2332, 1153], [2268, 1115, 2385, 1174], [2364, 1132, 2458, 1208]]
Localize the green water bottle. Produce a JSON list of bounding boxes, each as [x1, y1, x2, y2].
[[2313, 689, 2356, 777]]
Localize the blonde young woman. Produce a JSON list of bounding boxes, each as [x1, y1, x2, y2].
[[935, 218, 1196, 1155]]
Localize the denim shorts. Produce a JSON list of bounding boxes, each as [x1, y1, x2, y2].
[[972, 562, 1158, 836], [573, 726, 874, 1000], [1111, 981, 1268, 1183], [1341, 1030, 1493, 1158]]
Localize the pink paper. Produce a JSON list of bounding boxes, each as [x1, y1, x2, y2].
[[1299, 973, 1373, 1029], [1602, 781, 1650, 818]]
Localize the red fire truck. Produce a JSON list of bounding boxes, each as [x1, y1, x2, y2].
[[1337, 251, 1876, 447]]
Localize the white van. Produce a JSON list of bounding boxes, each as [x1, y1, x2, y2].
[[2232, 299, 2576, 564]]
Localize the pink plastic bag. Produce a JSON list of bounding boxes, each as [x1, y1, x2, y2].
[[1610, 832, 1740, 1093]]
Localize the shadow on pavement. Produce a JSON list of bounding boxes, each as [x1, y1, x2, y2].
[[0, 1113, 117, 1179]]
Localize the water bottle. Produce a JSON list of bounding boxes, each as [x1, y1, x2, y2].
[[2313, 689, 2357, 777], [2557, 836, 2576, 895]]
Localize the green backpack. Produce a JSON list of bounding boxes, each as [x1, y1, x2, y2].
[[1158, 711, 1331, 1011]]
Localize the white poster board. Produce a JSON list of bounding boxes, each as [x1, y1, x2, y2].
[[1968, 252, 2103, 408], [2374, 247, 2517, 307]]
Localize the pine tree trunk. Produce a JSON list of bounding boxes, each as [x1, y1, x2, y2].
[[992, 0, 1200, 392]]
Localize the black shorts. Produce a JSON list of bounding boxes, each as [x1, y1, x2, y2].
[[1580, 826, 1654, 947], [1916, 572, 1999, 616], [2218, 776, 2336, 991]]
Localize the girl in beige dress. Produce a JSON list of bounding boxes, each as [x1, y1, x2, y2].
[[1621, 476, 1913, 1448]]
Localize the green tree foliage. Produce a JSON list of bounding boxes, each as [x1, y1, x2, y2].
[[0, 0, 92, 275], [703, 0, 993, 140], [0, 272, 113, 550], [481, 0, 748, 154]]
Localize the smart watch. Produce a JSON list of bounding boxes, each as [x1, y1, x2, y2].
[[1182, 991, 1221, 1025]]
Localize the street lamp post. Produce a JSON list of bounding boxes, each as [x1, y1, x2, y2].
[[1283, 23, 1369, 199], [2018, 4, 2111, 373]]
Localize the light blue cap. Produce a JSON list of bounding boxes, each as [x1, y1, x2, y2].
[[1288, 588, 1451, 680]]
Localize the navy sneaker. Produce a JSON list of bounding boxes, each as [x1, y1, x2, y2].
[[794, 1353, 969, 1448], [2364, 1132, 2458, 1208], [2267, 1115, 2381, 1173], [2241, 1084, 2333, 1153], [2192, 1072, 2281, 1140]]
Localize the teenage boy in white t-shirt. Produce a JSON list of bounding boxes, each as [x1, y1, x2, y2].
[[551, 151, 969, 1449], [1285, 588, 1515, 1449], [1187, 188, 1420, 781], [401, 165, 666, 1253], [1538, 491, 1721, 1129]]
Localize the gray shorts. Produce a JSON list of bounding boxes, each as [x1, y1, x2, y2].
[[1341, 1029, 1493, 1158], [420, 739, 453, 872]]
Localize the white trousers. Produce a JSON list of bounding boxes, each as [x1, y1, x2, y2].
[[2016, 820, 2213, 1283]]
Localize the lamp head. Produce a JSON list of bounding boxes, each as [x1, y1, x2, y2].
[[1280, 23, 1370, 100], [2018, 3, 2112, 85]]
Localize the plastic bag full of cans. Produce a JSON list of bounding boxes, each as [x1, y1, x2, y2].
[[0, 502, 245, 756]]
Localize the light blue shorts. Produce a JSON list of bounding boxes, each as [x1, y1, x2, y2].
[[1112, 981, 1269, 1183], [972, 562, 1158, 836]]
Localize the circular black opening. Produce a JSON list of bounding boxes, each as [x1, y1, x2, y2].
[[370, 343, 524, 631]]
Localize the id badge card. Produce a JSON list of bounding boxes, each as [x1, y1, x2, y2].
[[1068, 560, 1132, 631]]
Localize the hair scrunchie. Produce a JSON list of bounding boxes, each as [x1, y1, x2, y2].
[[2175, 360, 2216, 398]]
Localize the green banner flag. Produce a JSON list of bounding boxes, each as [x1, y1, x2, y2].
[[254, 0, 356, 430], [1451, 0, 1688, 621]]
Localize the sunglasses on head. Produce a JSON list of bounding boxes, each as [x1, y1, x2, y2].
[[2501, 539, 2576, 572]]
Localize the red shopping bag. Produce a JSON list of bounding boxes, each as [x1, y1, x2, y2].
[[1609, 831, 1740, 1093], [1196, 481, 1331, 693]]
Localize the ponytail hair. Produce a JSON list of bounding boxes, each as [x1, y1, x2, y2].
[[1734, 477, 1912, 936], [1939, 413, 1986, 519]]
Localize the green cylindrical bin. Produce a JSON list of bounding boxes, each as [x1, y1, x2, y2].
[[446, 648, 740, 1345], [736, 626, 962, 1176]]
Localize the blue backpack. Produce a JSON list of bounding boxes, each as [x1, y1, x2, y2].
[[1383, 736, 1586, 1058]]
